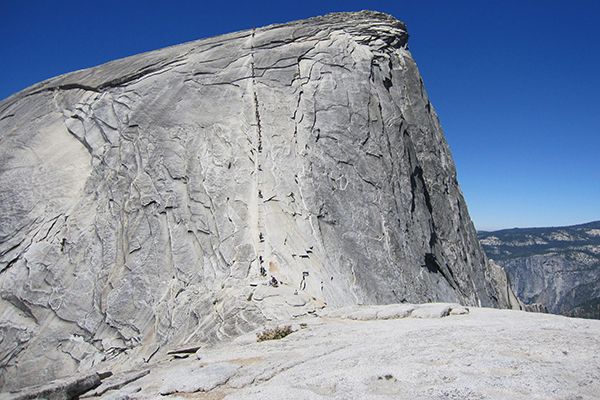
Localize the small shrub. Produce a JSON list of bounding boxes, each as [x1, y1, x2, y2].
[[256, 325, 294, 342]]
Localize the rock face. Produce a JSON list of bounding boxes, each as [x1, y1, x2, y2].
[[479, 221, 600, 318], [0, 11, 514, 390]]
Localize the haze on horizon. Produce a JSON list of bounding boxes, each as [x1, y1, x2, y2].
[[1, 0, 598, 232]]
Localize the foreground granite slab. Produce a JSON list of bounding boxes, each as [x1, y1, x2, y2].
[[4, 304, 596, 400]]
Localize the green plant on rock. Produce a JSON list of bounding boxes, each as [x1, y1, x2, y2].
[[256, 325, 294, 342]]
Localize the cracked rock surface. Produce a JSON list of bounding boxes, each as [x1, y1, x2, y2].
[[0, 11, 518, 390], [4, 304, 599, 399]]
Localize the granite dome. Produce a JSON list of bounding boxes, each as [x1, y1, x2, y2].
[[0, 11, 518, 390]]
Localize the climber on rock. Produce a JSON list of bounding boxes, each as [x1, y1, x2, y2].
[[269, 275, 279, 287], [300, 271, 309, 290]]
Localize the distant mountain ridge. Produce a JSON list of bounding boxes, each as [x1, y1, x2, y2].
[[478, 221, 600, 319]]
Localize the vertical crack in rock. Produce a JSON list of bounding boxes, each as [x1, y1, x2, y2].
[[249, 27, 267, 281], [251, 29, 263, 155]]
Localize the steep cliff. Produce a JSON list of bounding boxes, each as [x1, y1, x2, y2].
[[479, 221, 600, 318], [0, 11, 513, 390]]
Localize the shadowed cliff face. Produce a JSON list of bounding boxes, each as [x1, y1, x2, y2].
[[0, 11, 510, 389]]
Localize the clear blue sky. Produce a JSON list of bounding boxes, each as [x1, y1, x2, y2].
[[1, 0, 598, 231]]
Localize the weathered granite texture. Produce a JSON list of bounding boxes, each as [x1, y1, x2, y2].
[[0, 11, 516, 390], [4, 305, 599, 400]]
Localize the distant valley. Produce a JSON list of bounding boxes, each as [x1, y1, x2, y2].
[[479, 221, 600, 319]]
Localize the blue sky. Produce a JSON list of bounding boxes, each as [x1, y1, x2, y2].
[[1, 0, 598, 231]]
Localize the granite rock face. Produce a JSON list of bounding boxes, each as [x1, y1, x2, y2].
[[480, 221, 600, 318], [0, 11, 514, 389]]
